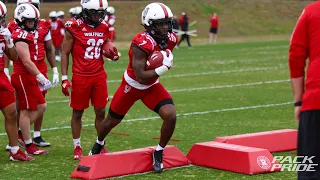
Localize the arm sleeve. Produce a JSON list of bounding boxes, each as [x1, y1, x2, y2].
[[44, 31, 52, 41], [289, 8, 309, 78]]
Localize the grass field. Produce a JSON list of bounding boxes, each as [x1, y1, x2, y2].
[[0, 40, 298, 179]]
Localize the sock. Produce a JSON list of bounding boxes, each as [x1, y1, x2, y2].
[[25, 139, 32, 147], [155, 144, 164, 151], [33, 131, 40, 138], [10, 146, 19, 155], [73, 138, 81, 148], [96, 137, 105, 146]]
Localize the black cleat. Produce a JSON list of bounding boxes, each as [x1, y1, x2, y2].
[[33, 136, 51, 147], [88, 143, 104, 155], [152, 150, 164, 173]]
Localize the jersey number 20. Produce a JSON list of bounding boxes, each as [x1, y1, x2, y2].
[[85, 39, 104, 60]]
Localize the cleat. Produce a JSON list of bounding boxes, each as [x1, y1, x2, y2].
[[74, 146, 83, 160], [5, 144, 10, 151], [33, 136, 51, 147], [25, 143, 48, 155], [152, 150, 164, 173], [10, 149, 34, 161], [88, 143, 103, 156], [18, 133, 25, 148]]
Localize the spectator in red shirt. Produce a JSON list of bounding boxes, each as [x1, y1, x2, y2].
[[289, 1, 320, 179], [209, 12, 219, 44]]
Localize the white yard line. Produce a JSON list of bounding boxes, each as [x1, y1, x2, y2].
[[0, 102, 291, 136], [47, 79, 289, 104], [106, 66, 285, 83]]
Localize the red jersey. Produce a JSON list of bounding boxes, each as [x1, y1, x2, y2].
[[65, 18, 110, 76], [49, 19, 64, 38], [8, 19, 50, 61], [124, 31, 178, 90], [289, 1, 320, 111], [105, 15, 116, 31], [12, 29, 39, 75], [210, 16, 219, 28], [0, 35, 5, 69]]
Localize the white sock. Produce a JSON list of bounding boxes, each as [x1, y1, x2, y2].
[[73, 138, 81, 148], [96, 137, 104, 146], [25, 139, 32, 145], [33, 131, 40, 138], [10, 146, 19, 155], [155, 144, 164, 151]]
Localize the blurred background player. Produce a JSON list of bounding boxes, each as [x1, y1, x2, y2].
[[5, 0, 59, 150], [209, 12, 219, 44], [57, 11, 65, 21], [89, 2, 177, 173], [69, 7, 76, 19], [61, 0, 118, 160], [105, 6, 116, 42], [48, 11, 65, 62], [11, 3, 52, 156], [177, 12, 192, 48], [0, 1, 34, 161]]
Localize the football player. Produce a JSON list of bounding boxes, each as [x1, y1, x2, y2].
[[61, 0, 118, 160], [105, 6, 116, 42], [0, 1, 34, 161], [5, 0, 59, 150], [89, 2, 177, 173], [11, 3, 52, 156], [48, 10, 65, 62]]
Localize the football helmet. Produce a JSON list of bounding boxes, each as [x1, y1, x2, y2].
[[57, 11, 65, 19], [81, 0, 108, 27], [107, 6, 114, 15], [49, 11, 57, 21], [141, 3, 173, 50], [0, 1, 7, 32], [14, 4, 40, 32], [17, 0, 40, 9]]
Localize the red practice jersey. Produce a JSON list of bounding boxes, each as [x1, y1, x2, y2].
[[49, 19, 64, 39], [8, 19, 50, 61], [210, 15, 219, 28], [65, 18, 110, 76], [124, 31, 178, 89], [0, 35, 5, 69], [12, 29, 39, 75], [289, 1, 320, 111]]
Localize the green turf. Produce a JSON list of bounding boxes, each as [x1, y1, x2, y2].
[[0, 40, 299, 179]]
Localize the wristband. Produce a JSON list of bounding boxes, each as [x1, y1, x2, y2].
[[52, 67, 59, 74], [62, 75, 68, 81], [155, 65, 169, 76], [294, 101, 302, 107]]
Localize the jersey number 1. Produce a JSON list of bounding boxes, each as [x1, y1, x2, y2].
[[85, 39, 104, 59]]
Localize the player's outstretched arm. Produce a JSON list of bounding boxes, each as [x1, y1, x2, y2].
[[61, 30, 74, 80], [132, 45, 159, 84]]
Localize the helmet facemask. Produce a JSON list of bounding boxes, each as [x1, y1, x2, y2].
[[145, 18, 173, 50], [82, 8, 106, 27]]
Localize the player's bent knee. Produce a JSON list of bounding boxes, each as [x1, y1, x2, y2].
[[37, 103, 47, 114]]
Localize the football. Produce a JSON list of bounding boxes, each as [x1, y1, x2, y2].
[[102, 41, 119, 61], [145, 51, 163, 70]]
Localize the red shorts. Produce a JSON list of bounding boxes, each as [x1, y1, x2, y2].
[[110, 79, 173, 117], [11, 74, 46, 110], [70, 73, 108, 110], [52, 35, 63, 48], [0, 72, 15, 109], [36, 60, 48, 95]]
